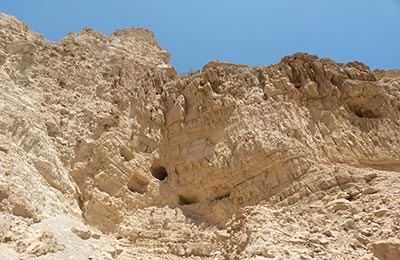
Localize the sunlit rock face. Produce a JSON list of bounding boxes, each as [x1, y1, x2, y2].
[[1, 13, 400, 260]]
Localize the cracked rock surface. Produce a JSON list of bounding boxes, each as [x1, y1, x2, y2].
[[0, 13, 400, 259]]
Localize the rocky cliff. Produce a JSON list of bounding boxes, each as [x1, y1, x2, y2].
[[0, 13, 400, 260]]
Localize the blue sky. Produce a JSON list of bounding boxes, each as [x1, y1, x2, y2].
[[1, 0, 399, 72]]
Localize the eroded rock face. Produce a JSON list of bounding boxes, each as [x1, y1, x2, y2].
[[370, 239, 400, 260], [0, 13, 400, 259]]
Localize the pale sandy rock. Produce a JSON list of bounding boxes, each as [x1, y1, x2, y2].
[[0, 245, 19, 260], [0, 12, 400, 259]]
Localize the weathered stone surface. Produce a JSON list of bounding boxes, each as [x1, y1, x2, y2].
[[369, 239, 400, 260], [1, 12, 400, 259]]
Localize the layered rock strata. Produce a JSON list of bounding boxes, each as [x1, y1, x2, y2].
[[0, 13, 399, 259]]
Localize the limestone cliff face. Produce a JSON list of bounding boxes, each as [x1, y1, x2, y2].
[[1, 13, 400, 260]]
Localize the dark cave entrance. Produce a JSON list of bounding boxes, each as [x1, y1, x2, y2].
[[151, 165, 168, 181]]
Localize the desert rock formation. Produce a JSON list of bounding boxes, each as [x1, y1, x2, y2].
[[0, 13, 400, 259]]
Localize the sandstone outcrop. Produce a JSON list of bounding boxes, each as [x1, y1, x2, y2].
[[0, 13, 399, 259]]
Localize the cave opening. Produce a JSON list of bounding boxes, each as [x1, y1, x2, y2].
[[348, 104, 380, 119], [353, 108, 379, 119], [151, 165, 168, 181]]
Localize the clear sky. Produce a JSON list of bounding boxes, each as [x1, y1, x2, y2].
[[1, 0, 399, 72]]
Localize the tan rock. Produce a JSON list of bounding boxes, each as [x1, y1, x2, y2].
[[0, 12, 400, 260], [369, 239, 400, 260], [328, 199, 352, 212], [363, 187, 380, 194], [71, 227, 91, 240]]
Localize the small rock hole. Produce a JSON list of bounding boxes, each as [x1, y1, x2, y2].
[[77, 195, 84, 211], [151, 165, 168, 181], [354, 108, 379, 119], [355, 109, 364, 118], [178, 195, 199, 205], [349, 105, 380, 119], [347, 194, 355, 201], [262, 94, 268, 101]]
